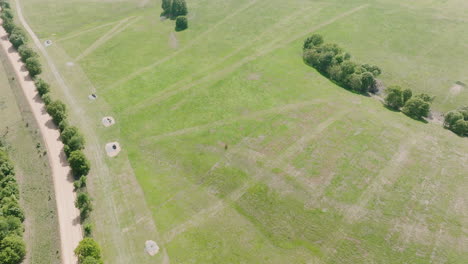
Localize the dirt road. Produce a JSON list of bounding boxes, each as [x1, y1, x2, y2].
[[0, 18, 82, 264]]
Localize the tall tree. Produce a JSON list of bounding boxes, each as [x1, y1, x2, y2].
[[171, 0, 188, 17], [161, 0, 172, 15]]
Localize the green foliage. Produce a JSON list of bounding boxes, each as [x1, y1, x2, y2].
[[17, 45, 36, 62], [444, 108, 468, 136], [68, 150, 90, 178], [25, 57, 42, 77], [46, 100, 67, 125], [83, 223, 93, 237], [0, 235, 25, 264], [0, 216, 22, 241], [58, 119, 69, 132], [73, 176, 87, 190], [1, 9, 13, 19], [0, 0, 11, 9], [161, 0, 172, 15], [75, 192, 93, 219], [74, 238, 102, 264], [41, 93, 51, 106], [175, 16, 188, 31], [2, 18, 16, 35], [303, 34, 323, 50], [61, 126, 85, 152], [34, 79, 50, 96], [171, 0, 188, 17], [9, 29, 27, 49], [414, 93, 434, 103], [402, 97, 431, 120], [384, 86, 404, 110], [402, 89, 413, 103]]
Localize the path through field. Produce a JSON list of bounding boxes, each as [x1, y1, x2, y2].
[[0, 16, 82, 264]]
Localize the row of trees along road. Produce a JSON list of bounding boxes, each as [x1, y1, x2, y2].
[[0, 1, 103, 263]]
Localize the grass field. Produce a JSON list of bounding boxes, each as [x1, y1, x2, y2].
[[0, 44, 61, 264], [17, 0, 468, 263]]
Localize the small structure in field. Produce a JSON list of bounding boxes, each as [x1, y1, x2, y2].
[[105, 142, 121, 157], [145, 240, 159, 256], [102, 116, 115, 127]]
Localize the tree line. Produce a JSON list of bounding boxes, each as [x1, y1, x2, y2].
[[0, 2, 103, 263], [303, 34, 466, 137], [0, 144, 26, 264], [161, 0, 188, 31]]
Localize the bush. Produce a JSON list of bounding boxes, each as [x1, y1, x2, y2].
[[303, 34, 323, 49], [1, 9, 13, 19], [171, 0, 187, 18], [0, 235, 26, 264], [75, 192, 93, 219], [25, 57, 42, 77], [18, 45, 37, 62], [68, 150, 90, 178], [73, 176, 87, 190], [2, 18, 16, 35], [161, 0, 172, 15], [34, 79, 50, 96], [9, 29, 27, 49], [83, 223, 93, 237], [41, 93, 51, 106], [74, 238, 102, 264], [402, 97, 431, 120], [444, 108, 468, 136], [175, 16, 188, 31], [46, 100, 67, 125]]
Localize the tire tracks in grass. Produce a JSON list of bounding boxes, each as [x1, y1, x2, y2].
[[162, 110, 347, 243], [124, 4, 369, 115], [14, 0, 166, 263], [75, 16, 141, 62], [144, 99, 326, 143], [105, 0, 262, 91], [55, 17, 130, 42], [123, 4, 324, 115]]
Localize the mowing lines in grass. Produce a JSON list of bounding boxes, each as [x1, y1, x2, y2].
[[56, 17, 130, 42], [162, 110, 348, 243], [106, 0, 262, 91], [124, 4, 369, 115], [75, 16, 142, 62]]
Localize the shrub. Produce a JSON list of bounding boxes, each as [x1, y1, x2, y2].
[[41, 93, 51, 106], [161, 0, 172, 15], [0, 235, 26, 264], [73, 176, 87, 190], [74, 238, 102, 263], [175, 16, 188, 31], [34, 79, 50, 96], [18, 45, 37, 62], [75, 192, 92, 219], [444, 108, 468, 136], [68, 150, 90, 177], [384, 86, 404, 110], [83, 223, 93, 237], [2, 18, 16, 35], [1, 9, 13, 19], [171, 0, 187, 18], [25, 57, 42, 77], [402, 97, 431, 120], [9, 29, 27, 49], [303, 34, 323, 50], [46, 100, 67, 125]]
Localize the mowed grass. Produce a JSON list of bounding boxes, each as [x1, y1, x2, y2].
[[0, 48, 61, 263], [20, 0, 468, 263]]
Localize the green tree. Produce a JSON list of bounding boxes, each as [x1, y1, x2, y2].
[[384, 86, 404, 110], [415, 93, 434, 103], [452, 119, 468, 136], [46, 100, 67, 125], [1, 9, 13, 19], [402, 97, 430, 120], [34, 79, 50, 96], [25, 57, 42, 77], [444, 110, 463, 128], [75, 192, 93, 218], [0, 235, 25, 264], [41, 93, 51, 106], [17, 45, 36, 61], [2, 18, 16, 35], [74, 238, 102, 263], [175, 16, 188, 31], [360, 72, 375, 93], [347, 73, 363, 92], [303, 34, 324, 50], [161, 0, 172, 15], [68, 150, 90, 177], [9, 29, 27, 49], [402, 89, 412, 104], [171, 0, 188, 18]]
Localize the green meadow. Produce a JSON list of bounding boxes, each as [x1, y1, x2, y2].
[[17, 0, 468, 262]]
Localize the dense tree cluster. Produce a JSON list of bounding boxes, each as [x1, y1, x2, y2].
[[161, 0, 189, 31], [384, 86, 434, 120], [444, 106, 468, 137], [303, 34, 381, 94], [1, 3, 103, 262], [0, 144, 26, 264]]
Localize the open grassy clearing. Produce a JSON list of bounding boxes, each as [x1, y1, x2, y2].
[[0, 44, 60, 263], [19, 0, 468, 263]]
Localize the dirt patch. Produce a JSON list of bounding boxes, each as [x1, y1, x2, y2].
[[44, 40, 52, 47], [144, 240, 159, 256], [66, 62, 74, 67], [169, 32, 178, 49], [105, 142, 121, 157], [88, 93, 97, 100], [247, 73, 261, 80], [449, 84, 464, 96], [425, 111, 444, 125], [102, 116, 115, 127]]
